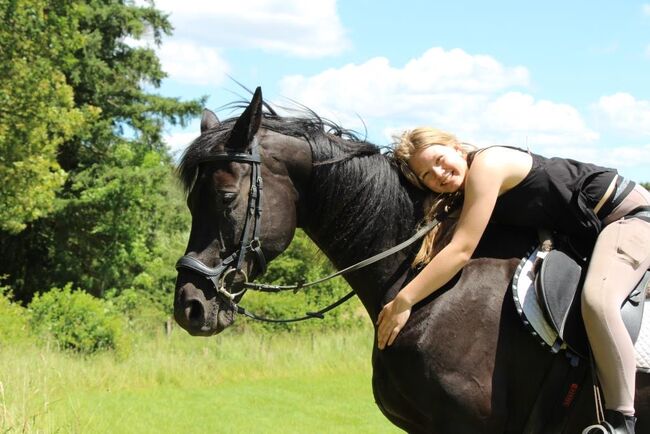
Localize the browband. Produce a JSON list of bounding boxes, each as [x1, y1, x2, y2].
[[201, 152, 261, 164]]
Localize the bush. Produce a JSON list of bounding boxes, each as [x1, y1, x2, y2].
[[106, 287, 169, 336], [236, 230, 366, 333], [29, 283, 129, 355], [0, 285, 30, 346]]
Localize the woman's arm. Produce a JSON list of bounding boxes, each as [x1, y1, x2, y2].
[[377, 150, 509, 349]]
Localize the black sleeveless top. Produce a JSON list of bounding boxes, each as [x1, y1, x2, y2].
[[468, 146, 622, 255]]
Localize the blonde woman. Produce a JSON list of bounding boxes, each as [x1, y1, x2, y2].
[[378, 127, 650, 434]]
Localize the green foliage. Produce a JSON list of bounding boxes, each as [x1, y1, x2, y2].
[[0, 0, 364, 337], [0, 284, 30, 346], [56, 0, 203, 168], [106, 287, 169, 336], [0, 148, 191, 302], [236, 230, 366, 333], [0, 0, 91, 233], [0, 0, 202, 302], [49, 149, 189, 296], [29, 283, 129, 354]]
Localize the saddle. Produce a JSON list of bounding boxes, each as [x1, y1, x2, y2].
[[513, 246, 650, 359], [515, 244, 650, 434]]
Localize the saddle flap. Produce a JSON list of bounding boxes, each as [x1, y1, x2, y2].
[[536, 250, 583, 338]]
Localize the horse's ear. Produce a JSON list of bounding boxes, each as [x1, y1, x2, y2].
[[227, 87, 263, 150], [200, 109, 220, 133]]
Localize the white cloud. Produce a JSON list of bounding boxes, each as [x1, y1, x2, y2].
[[165, 130, 200, 158], [643, 4, 650, 15], [279, 47, 597, 147], [402, 48, 530, 93], [280, 48, 528, 120], [537, 143, 650, 171], [481, 92, 599, 145], [158, 41, 229, 86], [606, 143, 650, 166], [153, 0, 350, 58], [592, 93, 650, 136], [123, 35, 229, 86]]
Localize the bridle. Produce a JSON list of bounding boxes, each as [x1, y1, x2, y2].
[[176, 136, 266, 302], [175, 136, 440, 323]]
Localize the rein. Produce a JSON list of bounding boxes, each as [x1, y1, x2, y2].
[[176, 137, 440, 323], [236, 219, 439, 323]]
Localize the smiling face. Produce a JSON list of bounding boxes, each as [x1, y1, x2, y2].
[[408, 144, 468, 194]]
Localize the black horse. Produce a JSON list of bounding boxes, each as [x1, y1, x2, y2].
[[173, 88, 650, 433]]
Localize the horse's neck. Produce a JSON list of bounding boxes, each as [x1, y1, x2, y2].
[[299, 141, 423, 319]]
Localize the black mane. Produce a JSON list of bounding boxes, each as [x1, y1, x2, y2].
[[305, 135, 424, 267]]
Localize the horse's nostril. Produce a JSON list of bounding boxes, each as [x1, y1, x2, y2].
[[187, 299, 204, 325]]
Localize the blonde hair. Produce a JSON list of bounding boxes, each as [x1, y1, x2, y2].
[[392, 127, 474, 268]]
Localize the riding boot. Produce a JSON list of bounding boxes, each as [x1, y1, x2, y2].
[[604, 409, 636, 434]]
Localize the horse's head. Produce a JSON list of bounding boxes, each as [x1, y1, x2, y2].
[[173, 88, 312, 335]]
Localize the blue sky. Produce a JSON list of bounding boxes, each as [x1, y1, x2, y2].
[[149, 0, 650, 182]]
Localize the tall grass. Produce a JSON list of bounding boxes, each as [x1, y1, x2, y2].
[[0, 326, 400, 433]]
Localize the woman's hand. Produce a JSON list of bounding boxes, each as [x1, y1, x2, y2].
[[377, 295, 412, 350]]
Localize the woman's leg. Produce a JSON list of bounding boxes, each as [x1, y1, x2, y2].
[[581, 217, 650, 415]]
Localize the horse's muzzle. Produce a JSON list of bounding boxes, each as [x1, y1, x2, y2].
[[174, 281, 234, 336]]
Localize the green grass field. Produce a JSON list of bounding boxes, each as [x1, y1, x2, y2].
[[0, 326, 401, 433]]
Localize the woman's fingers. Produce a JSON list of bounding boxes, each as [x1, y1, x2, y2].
[[379, 326, 400, 350], [378, 321, 389, 348], [387, 326, 400, 347], [378, 301, 412, 350], [377, 305, 396, 350]]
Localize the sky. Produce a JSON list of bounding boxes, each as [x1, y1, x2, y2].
[[148, 0, 650, 182]]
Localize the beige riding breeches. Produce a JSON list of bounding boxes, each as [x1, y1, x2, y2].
[[582, 184, 650, 415]]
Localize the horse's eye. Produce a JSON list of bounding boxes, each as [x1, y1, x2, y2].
[[218, 191, 238, 205]]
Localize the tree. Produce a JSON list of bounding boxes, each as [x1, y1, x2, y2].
[[0, 0, 203, 301], [0, 0, 90, 233], [55, 0, 201, 171]]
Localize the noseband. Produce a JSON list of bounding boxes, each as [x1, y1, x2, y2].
[[175, 138, 266, 301]]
